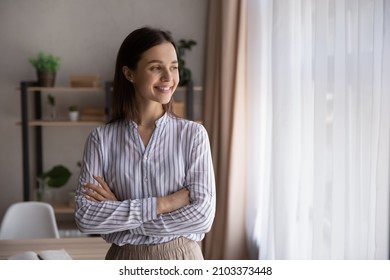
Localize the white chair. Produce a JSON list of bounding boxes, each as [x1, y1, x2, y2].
[[0, 201, 60, 239]]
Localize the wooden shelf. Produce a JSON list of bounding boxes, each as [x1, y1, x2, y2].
[[24, 86, 104, 93], [23, 120, 105, 127]]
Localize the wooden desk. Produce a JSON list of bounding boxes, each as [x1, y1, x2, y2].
[[0, 237, 110, 260]]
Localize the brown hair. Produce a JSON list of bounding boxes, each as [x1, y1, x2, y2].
[[110, 26, 177, 122]]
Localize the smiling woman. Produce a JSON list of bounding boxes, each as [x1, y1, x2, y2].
[[121, 41, 179, 146], [74, 27, 216, 260], [122, 42, 179, 125]]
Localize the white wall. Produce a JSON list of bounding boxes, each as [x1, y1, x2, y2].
[[0, 0, 209, 220]]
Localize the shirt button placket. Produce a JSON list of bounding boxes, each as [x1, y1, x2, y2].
[[143, 154, 149, 194]]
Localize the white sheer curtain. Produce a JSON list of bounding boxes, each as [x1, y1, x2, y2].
[[246, 0, 390, 259]]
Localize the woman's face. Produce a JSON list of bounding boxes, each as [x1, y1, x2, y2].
[[125, 42, 179, 106]]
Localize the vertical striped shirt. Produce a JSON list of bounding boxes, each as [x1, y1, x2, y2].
[[74, 113, 216, 246]]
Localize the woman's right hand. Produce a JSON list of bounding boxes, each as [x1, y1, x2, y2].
[[157, 188, 190, 215], [83, 175, 118, 202]]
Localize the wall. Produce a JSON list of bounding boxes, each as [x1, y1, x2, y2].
[[0, 0, 209, 220]]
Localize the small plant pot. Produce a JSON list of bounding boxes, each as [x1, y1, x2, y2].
[[69, 111, 79, 122], [37, 71, 56, 87]]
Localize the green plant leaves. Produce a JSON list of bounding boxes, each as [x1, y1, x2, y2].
[[47, 94, 55, 106], [177, 39, 197, 86], [28, 51, 61, 72], [40, 165, 72, 188], [68, 105, 78, 111]]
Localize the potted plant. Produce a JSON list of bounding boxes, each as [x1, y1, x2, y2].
[[177, 39, 197, 86], [28, 51, 61, 87], [37, 164, 72, 202], [68, 105, 79, 122]]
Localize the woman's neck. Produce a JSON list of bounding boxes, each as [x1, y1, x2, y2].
[[136, 102, 164, 127]]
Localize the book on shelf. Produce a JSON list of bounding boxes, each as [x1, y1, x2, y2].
[[69, 74, 101, 88], [80, 107, 106, 122]]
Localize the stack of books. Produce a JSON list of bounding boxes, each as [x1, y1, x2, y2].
[[69, 74, 101, 87], [80, 107, 106, 122]]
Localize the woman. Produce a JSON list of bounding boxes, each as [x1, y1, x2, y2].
[[74, 26, 216, 260]]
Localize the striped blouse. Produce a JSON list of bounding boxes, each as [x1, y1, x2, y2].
[[74, 113, 216, 246]]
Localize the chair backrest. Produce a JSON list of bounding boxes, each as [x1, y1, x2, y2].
[[0, 201, 60, 239]]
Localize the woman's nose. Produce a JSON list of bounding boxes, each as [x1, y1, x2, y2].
[[161, 68, 172, 82]]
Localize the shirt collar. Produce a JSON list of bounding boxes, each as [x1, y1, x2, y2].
[[129, 112, 169, 129]]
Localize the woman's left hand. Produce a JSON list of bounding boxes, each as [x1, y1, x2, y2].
[[83, 175, 118, 202]]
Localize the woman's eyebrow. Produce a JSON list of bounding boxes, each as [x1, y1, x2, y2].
[[147, 59, 178, 64]]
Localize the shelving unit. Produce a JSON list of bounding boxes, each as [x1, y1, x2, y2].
[[19, 81, 110, 203], [24, 120, 105, 126]]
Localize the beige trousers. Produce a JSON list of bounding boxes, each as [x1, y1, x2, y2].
[[105, 237, 204, 260]]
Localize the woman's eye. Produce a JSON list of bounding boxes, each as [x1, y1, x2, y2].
[[151, 66, 161, 71]]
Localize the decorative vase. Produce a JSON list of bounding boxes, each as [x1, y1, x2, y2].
[[37, 71, 56, 87], [36, 178, 45, 201], [36, 178, 54, 203], [36, 178, 53, 203], [50, 106, 57, 120]]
